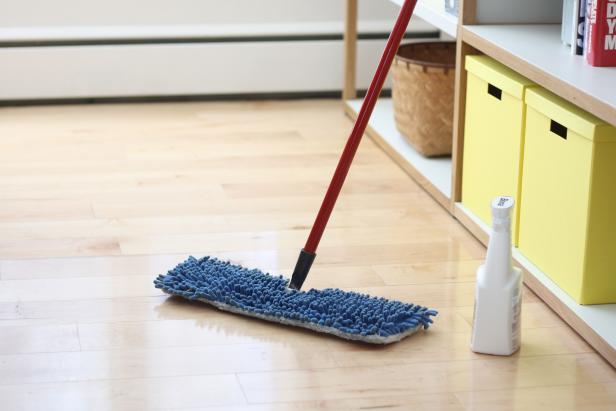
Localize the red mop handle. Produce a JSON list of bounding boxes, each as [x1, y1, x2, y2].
[[304, 0, 417, 254]]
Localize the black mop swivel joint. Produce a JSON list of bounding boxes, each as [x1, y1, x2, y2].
[[289, 249, 316, 290]]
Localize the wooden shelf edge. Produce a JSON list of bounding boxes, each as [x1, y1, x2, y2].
[[521, 263, 616, 369], [461, 26, 616, 126], [453, 203, 488, 246], [343, 102, 451, 211], [454, 202, 616, 369]]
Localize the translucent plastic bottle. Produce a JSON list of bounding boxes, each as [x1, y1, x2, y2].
[[471, 196, 522, 356]]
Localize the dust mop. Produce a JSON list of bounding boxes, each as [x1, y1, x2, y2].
[[154, 0, 437, 343]]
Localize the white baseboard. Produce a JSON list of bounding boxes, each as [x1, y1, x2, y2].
[[0, 20, 434, 43], [0, 37, 431, 100]]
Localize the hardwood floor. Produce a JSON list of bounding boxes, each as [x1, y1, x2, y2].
[[0, 99, 614, 410]]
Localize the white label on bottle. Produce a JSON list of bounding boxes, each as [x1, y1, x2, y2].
[[511, 285, 522, 352]]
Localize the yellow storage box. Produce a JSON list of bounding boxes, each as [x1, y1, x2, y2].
[[519, 88, 616, 304], [462, 56, 535, 245]]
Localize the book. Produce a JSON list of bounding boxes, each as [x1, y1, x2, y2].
[[571, 0, 581, 54], [584, 0, 592, 55], [574, 0, 587, 54], [562, 0, 574, 45], [586, 0, 616, 66]]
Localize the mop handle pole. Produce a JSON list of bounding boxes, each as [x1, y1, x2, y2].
[[304, 0, 417, 254]]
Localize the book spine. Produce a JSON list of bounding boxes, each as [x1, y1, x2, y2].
[[575, 0, 587, 54], [606, 0, 616, 65], [563, 0, 575, 45], [572, 0, 581, 55], [587, 0, 616, 66], [586, 0, 599, 64], [584, 0, 592, 55]]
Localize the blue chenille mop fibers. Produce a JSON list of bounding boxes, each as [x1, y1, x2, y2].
[[154, 256, 437, 343]]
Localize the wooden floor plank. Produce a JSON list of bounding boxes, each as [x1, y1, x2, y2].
[[236, 354, 615, 404], [0, 374, 246, 411], [454, 383, 616, 411]]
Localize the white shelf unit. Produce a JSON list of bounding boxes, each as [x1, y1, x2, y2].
[[345, 99, 452, 208], [462, 24, 616, 125], [455, 24, 616, 367], [390, 0, 458, 38], [344, 2, 616, 367], [455, 203, 616, 363]]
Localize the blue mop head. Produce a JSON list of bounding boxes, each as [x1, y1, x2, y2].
[[154, 256, 437, 344]]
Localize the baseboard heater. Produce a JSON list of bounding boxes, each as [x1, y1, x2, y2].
[[0, 24, 438, 102]]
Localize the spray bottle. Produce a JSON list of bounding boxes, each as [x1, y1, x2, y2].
[[471, 196, 522, 356]]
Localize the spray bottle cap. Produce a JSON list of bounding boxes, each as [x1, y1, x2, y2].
[[491, 196, 514, 221]]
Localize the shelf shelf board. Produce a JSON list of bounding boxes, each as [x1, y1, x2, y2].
[[345, 98, 452, 209], [462, 24, 616, 126], [389, 0, 458, 38], [454, 202, 616, 368]]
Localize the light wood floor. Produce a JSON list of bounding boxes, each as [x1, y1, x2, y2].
[[0, 99, 614, 411]]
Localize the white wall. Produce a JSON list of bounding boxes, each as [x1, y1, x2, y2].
[[0, 0, 437, 100], [1, 0, 398, 27]]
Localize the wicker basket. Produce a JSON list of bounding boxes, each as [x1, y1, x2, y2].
[[392, 42, 456, 157]]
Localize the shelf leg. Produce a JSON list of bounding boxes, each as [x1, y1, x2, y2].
[[451, 39, 479, 209], [343, 0, 358, 100]]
